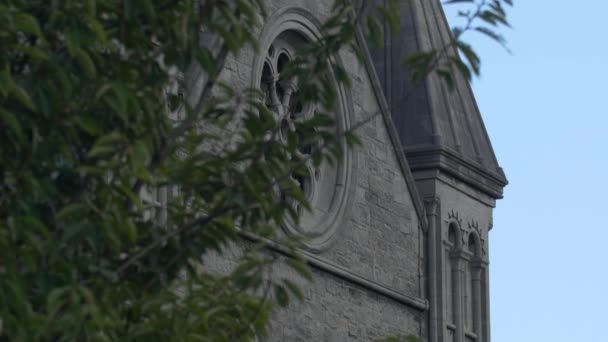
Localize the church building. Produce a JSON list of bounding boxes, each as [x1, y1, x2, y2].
[[210, 0, 508, 341]]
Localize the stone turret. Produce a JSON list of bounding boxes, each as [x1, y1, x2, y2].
[[367, 1, 508, 341]]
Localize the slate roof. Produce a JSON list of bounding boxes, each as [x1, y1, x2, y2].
[[367, 0, 508, 198]]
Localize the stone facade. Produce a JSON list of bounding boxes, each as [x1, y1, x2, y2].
[[204, 0, 507, 341]]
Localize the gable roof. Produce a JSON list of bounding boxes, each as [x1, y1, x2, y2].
[[366, 0, 508, 199]]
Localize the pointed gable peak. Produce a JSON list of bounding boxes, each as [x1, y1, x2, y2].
[[366, 0, 507, 198]]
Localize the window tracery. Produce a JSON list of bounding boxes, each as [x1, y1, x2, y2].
[[255, 24, 354, 252], [260, 36, 319, 216]]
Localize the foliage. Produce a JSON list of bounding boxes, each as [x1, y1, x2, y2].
[[0, 0, 510, 341], [379, 336, 423, 342], [404, 0, 513, 89]]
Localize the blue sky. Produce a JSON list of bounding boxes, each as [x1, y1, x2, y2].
[[448, 1, 608, 341]]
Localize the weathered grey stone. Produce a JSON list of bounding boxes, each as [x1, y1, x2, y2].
[[201, 0, 507, 341]]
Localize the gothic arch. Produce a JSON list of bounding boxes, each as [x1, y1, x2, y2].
[[445, 221, 461, 333], [447, 221, 462, 250], [465, 230, 483, 340], [467, 231, 482, 258]]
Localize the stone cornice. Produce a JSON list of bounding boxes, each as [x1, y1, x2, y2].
[[405, 145, 508, 199], [241, 232, 429, 312]]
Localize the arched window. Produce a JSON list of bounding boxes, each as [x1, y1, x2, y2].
[[465, 233, 481, 341], [260, 32, 318, 220], [445, 222, 459, 336], [254, 18, 355, 252]]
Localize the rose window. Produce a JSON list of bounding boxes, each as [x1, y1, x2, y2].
[[256, 29, 353, 252], [261, 42, 319, 217]]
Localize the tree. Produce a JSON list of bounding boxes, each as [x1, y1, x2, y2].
[[0, 0, 511, 340]]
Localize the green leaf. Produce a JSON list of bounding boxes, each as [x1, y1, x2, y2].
[[125, 217, 137, 242], [14, 13, 43, 38], [406, 336, 423, 342], [286, 257, 313, 281], [55, 203, 88, 222], [74, 115, 102, 135], [87, 132, 125, 158], [94, 84, 113, 102], [274, 285, 289, 307], [73, 48, 97, 78], [89, 20, 108, 44], [22, 217, 49, 235], [366, 16, 383, 49], [12, 85, 36, 111], [475, 26, 510, 52], [47, 287, 69, 318], [436, 69, 455, 91], [283, 279, 303, 301], [0, 107, 23, 139], [0, 66, 14, 97], [16, 46, 48, 61], [120, 185, 145, 212], [60, 222, 88, 245], [132, 139, 151, 165]]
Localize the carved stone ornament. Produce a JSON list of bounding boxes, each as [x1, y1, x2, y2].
[[447, 209, 462, 227], [468, 220, 487, 256]]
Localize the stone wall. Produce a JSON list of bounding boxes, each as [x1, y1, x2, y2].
[[266, 266, 424, 342], [198, 0, 430, 339], [190, 0, 507, 340], [218, 1, 428, 340]]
